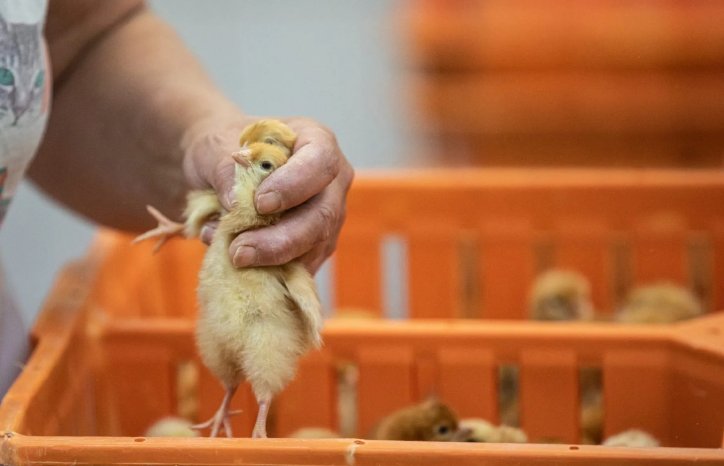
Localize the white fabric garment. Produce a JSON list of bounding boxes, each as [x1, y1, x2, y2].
[[0, 0, 48, 399]]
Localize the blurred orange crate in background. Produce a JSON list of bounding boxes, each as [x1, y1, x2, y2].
[[335, 169, 724, 319], [1, 170, 723, 465], [402, 0, 724, 167]]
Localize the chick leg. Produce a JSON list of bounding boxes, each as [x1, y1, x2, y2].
[[192, 384, 240, 438], [252, 397, 272, 438], [132, 205, 185, 252]]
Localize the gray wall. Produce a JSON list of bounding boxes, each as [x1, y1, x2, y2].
[[0, 0, 416, 325]]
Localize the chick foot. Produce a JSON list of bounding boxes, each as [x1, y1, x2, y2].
[[192, 385, 240, 438], [132, 205, 185, 252], [252, 397, 271, 438]]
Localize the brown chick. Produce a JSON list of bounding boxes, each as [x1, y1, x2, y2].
[[615, 283, 703, 324], [529, 269, 594, 321], [371, 399, 465, 441], [134, 120, 323, 439]]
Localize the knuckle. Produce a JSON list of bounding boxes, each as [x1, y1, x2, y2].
[[321, 151, 339, 179], [316, 205, 337, 241], [269, 233, 295, 263]]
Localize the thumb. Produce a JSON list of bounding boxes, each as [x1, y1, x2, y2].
[[211, 156, 239, 211]]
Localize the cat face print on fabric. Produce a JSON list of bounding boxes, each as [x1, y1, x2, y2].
[[0, 14, 46, 126]]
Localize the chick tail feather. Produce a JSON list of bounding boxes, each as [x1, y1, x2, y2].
[[282, 262, 324, 349]]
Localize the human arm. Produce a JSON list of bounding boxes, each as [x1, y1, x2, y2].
[[30, 0, 242, 229], [32, 0, 353, 272]]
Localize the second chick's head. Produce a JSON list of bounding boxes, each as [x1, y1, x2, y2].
[[239, 119, 297, 154]]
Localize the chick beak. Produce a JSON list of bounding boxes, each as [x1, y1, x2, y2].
[[451, 427, 474, 442], [231, 147, 252, 167]]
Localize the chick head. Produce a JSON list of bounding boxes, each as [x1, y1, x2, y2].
[[415, 398, 461, 441], [239, 119, 296, 153], [529, 269, 594, 321], [232, 142, 290, 185], [615, 283, 703, 324]]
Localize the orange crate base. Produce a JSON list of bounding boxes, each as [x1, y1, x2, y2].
[[3, 167, 724, 465], [2, 233, 724, 465]]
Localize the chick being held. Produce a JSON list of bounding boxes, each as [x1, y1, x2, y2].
[[371, 399, 467, 441], [615, 283, 703, 324], [529, 269, 594, 321], [135, 120, 323, 438]]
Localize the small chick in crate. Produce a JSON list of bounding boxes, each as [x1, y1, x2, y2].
[[457, 418, 527, 443], [371, 398, 471, 441], [529, 269, 595, 321], [616, 283, 703, 324], [135, 120, 323, 438]]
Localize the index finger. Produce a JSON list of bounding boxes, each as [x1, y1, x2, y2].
[[255, 128, 340, 215]]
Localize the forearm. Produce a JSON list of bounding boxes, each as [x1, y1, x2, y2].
[[30, 2, 244, 230]]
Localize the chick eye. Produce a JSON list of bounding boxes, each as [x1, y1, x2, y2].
[[435, 424, 450, 435], [260, 161, 274, 171]]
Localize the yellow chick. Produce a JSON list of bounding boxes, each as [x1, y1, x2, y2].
[[144, 416, 200, 437], [289, 427, 340, 439], [135, 120, 323, 438], [602, 429, 660, 447], [529, 269, 594, 321], [457, 418, 527, 443], [371, 399, 467, 441], [615, 283, 703, 324]]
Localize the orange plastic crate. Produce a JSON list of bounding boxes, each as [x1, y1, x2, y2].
[[336, 169, 724, 319], [2, 170, 724, 465]]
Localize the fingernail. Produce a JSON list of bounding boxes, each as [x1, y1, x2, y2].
[[233, 245, 257, 267], [226, 192, 238, 208], [200, 225, 215, 244], [256, 192, 282, 214]]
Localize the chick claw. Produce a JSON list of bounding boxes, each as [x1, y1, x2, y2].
[[192, 409, 242, 438], [132, 205, 184, 253]]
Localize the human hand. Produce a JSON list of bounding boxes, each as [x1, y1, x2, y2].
[[182, 116, 354, 273]]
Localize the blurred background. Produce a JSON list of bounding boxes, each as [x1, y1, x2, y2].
[[1, 0, 722, 325]]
